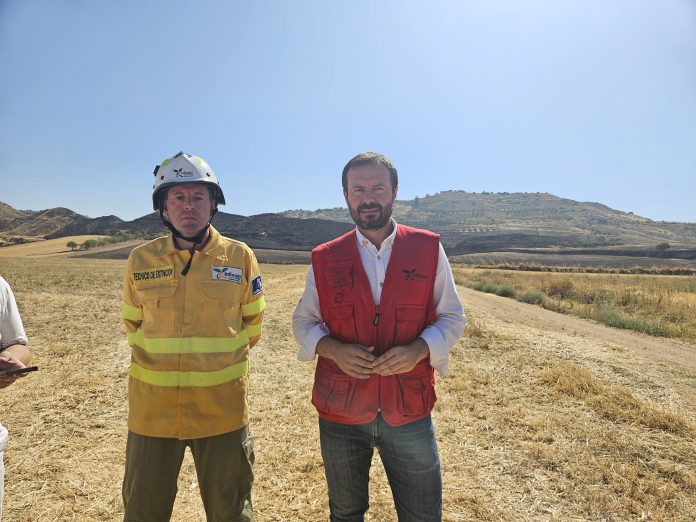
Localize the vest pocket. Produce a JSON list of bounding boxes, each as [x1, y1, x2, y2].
[[312, 369, 354, 414], [393, 305, 426, 345], [395, 363, 435, 416], [327, 303, 359, 343]]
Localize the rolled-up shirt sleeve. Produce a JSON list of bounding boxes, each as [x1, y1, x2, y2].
[[419, 243, 467, 376], [292, 266, 329, 361]]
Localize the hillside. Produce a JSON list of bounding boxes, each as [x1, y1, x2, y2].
[[283, 191, 696, 250], [2, 194, 696, 263], [0, 201, 30, 229], [1, 207, 87, 239]]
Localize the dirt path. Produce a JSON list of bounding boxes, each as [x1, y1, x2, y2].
[[458, 286, 696, 413]]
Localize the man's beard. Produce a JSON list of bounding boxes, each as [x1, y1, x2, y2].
[[349, 202, 393, 230]]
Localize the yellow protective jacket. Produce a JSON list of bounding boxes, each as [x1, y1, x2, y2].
[[121, 226, 265, 439]]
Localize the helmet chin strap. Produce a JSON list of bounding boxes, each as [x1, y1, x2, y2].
[[160, 207, 219, 246]]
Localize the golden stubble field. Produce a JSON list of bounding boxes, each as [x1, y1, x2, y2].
[[0, 257, 694, 521], [0, 237, 107, 258]]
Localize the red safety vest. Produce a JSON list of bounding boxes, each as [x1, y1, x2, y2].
[[311, 224, 439, 426]]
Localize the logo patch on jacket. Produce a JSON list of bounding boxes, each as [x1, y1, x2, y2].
[[251, 275, 263, 296], [133, 265, 175, 282], [211, 266, 243, 283]]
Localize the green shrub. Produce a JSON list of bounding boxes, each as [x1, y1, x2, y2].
[[518, 291, 547, 305], [596, 306, 676, 337], [495, 285, 515, 298], [471, 281, 515, 298], [472, 281, 498, 294]]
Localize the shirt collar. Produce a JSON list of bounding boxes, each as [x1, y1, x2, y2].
[[355, 219, 398, 253]]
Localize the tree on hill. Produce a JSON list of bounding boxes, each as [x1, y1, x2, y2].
[[66, 240, 78, 251], [656, 242, 671, 258]]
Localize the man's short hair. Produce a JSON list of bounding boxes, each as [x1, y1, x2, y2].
[[342, 152, 398, 193]]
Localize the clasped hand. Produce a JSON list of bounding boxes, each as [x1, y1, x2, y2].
[[316, 337, 429, 379]]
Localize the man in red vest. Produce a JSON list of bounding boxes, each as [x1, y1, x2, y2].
[[293, 152, 467, 521]]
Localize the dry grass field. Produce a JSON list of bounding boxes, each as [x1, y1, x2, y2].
[[453, 267, 696, 342], [0, 237, 107, 258], [0, 257, 694, 521]]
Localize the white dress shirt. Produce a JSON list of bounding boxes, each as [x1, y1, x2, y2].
[[0, 276, 28, 350], [292, 221, 466, 375]]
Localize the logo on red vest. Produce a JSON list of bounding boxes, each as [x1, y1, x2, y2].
[[402, 268, 427, 281]]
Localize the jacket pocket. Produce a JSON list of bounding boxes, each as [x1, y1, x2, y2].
[[134, 281, 178, 305], [134, 281, 178, 337], [395, 362, 435, 416], [200, 281, 246, 333]]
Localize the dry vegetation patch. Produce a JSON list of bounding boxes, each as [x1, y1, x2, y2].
[[0, 259, 694, 520], [453, 266, 696, 342], [0, 236, 108, 257]]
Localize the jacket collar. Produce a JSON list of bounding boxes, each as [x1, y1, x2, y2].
[[156, 225, 225, 258]]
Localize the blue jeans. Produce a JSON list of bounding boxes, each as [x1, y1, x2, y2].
[[319, 414, 442, 522]]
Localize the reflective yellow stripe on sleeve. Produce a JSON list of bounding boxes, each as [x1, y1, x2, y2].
[[241, 296, 266, 317], [127, 329, 250, 354], [130, 359, 249, 387], [121, 302, 143, 321], [245, 322, 262, 338]]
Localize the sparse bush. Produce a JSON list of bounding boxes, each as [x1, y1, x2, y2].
[[471, 281, 515, 298], [472, 281, 498, 294], [596, 305, 676, 337], [495, 285, 515, 298], [453, 265, 696, 341], [543, 278, 575, 299], [518, 291, 547, 305]]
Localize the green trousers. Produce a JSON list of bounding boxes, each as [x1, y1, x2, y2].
[[122, 427, 254, 522]]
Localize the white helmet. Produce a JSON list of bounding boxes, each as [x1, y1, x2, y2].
[[152, 151, 226, 210]]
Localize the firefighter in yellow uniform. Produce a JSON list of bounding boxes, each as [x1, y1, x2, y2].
[[120, 152, 265, 521]]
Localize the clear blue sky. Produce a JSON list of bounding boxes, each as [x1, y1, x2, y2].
[[1, 1, 694, 222]]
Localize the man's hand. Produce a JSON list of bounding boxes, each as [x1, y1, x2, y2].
[[316, 336, 376, 379], [371, 338, 430, 376], [0, 351, 28, 389]]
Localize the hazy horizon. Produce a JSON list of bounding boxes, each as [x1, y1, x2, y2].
[[2, 189, 694, 225]]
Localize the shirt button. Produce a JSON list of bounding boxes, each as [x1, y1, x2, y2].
[[380, 282, 384, 287], [377, 255, 381, 260]]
